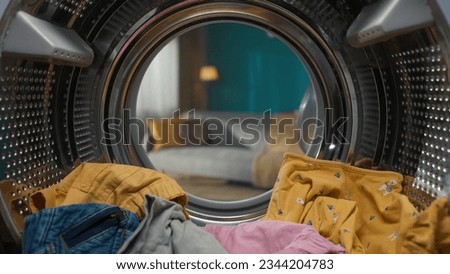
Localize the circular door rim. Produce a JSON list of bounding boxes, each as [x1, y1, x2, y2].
[[95, 0, 358, 224]]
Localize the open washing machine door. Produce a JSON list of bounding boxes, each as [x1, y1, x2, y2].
[[0, 0, 449, 252]]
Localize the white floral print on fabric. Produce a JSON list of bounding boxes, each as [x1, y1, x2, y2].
[[332, 213, 338, 224], [378, 179, 398, 196], [388, 232, 399, 241]]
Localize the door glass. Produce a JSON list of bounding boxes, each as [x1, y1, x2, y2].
[[135, 22, 312, 201]]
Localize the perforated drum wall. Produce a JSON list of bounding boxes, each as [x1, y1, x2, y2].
[[389, 41, 450, 202], [0, 60, 64, 205]]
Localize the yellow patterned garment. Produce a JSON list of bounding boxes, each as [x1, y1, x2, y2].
[[263, 153, 450, 254], [29, 163, 188, 219]]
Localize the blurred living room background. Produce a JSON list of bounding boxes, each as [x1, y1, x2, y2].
[[135, 22, 311, 201]]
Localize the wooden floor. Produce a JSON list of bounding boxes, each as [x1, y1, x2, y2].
[[167, 173, 268, 201]]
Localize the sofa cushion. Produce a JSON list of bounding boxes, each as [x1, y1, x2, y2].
[[148, 146, 256, 184]]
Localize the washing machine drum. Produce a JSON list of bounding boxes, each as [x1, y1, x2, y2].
[[0, 0, 449, 249]]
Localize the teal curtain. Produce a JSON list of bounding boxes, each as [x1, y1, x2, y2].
[[206, 23, 310, 114]]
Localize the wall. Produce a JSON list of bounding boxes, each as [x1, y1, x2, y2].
[[206, 23, 310, 114]]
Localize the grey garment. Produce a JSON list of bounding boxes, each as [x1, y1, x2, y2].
[[118, 195, 227, 254]]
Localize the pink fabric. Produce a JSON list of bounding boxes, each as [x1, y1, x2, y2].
[[204, 221, 346, 254]]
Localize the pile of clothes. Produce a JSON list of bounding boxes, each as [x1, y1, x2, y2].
[[22, 153, 450, 254]]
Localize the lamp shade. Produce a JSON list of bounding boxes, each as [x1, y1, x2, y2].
[[199, 65, 219, 81]]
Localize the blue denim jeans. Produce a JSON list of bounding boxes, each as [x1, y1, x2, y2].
[[22, 203, 139, 254]]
